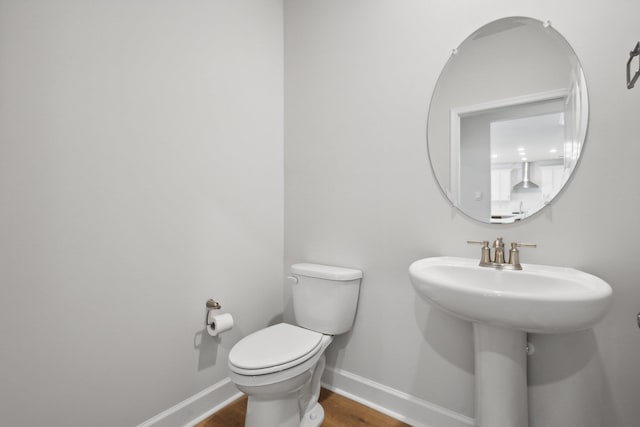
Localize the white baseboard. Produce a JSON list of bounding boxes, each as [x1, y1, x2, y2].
[[136, 377, 243, 427], [321, 366, 475, 427], [138, 368, 474, 427]]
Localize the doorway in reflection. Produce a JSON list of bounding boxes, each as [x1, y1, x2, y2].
[[459, 97, 570, 223]]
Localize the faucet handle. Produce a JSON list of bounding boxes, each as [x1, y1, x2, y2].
[[510, 242, 537, 249], [467, 240, 489, 245], [507, 242, 537, 270], [467, 240, 491, 265]]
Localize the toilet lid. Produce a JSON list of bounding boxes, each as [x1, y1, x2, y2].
[[229, 323, 323, 372]]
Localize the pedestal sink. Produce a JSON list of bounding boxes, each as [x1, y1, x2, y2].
[[409, 257, 612, 427]]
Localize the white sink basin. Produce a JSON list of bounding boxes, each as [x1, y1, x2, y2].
[[409, 256, 612, 426], [409, 256, 612, 334]]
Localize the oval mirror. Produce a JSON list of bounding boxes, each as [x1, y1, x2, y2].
[[427, 17, 588, 224]]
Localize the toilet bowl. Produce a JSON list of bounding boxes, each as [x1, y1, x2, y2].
[[227, 263, 362, 427]]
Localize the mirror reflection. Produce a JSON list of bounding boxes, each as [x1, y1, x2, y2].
[[427, 17, 588, 224]]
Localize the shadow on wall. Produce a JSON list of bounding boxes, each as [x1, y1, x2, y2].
[[411, 296, 475, 417], [193, 310, 284, 371], [528, 330, 597, 385], [413, 295, 618, 425], [194, 306, 222, 371], [527, 330, 619, 426], [414, 296, 474, 373], [414, 294, 608, 383], [323, 328, 355, 374], [194, 329, 220, 371]]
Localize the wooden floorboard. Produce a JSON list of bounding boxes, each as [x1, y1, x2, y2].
[[195, 388, 410, 427], [195, 395, 247, 427]]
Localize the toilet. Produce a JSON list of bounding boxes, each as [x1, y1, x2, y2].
[[228, 263, 362, 427]]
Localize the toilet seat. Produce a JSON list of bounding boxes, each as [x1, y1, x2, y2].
[[229, 323, 324, 376]]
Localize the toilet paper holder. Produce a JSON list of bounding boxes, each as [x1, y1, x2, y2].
[[206, 299, 221, 310]]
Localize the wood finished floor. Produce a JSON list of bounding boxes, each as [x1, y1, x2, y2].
[[195, 388, 411, 427]]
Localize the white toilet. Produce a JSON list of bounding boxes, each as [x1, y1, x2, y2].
[[228, 263, 362, 427]]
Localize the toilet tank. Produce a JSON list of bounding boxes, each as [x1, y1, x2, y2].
[[291, 263, 362, 335]]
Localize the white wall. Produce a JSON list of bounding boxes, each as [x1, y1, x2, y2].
[[0, 1, 283, 426], [284, 1, 640, 426], [3, 1, 639, 426]]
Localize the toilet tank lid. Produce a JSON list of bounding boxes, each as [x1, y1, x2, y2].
[[291, 263, 362, 281]]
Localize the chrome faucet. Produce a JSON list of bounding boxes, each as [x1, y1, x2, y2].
[[467, 238, 536, 270]]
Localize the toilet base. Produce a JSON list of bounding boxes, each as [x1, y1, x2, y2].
[[241, 368, 313, 427], [300, 403, 324, 427], [237, 354, 328, 427], [245, 393, 302, 427], [244, 395, 325, 427]]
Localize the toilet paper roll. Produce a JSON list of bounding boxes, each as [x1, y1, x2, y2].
[[207, 312, 234, 337]]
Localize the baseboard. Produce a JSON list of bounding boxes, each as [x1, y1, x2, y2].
[[138, 368, 474, 427], [136, 377, 243, 427], [321, 366, 475, 427]]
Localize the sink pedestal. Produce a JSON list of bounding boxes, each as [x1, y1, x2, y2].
[[474, 324, 528, 427], [410, 257, 612, 427]]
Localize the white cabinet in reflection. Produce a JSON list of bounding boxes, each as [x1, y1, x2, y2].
[[539, 164, 564, 202], [491, 168, 512, 201]]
